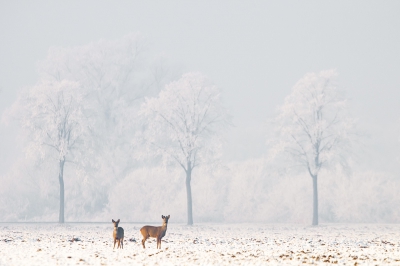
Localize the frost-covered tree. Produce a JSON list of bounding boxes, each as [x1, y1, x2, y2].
[[12, 80, 91, 223], [38, 34, 165, 181], [2, 34, 177, 221], [138, 72, 230, 225], [268, 70, 355, 225], [36, 34, 175, 216]]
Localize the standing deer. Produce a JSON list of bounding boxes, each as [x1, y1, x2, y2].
[[140, 215, 170, 249], [112, 219, 124, 249]]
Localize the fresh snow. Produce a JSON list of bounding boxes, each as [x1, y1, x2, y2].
[[1, 223, 400, 265]]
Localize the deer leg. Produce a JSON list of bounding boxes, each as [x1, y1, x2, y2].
[[113, 239, 116, 249], [142, 237, 146, 249], [121, 238, 124, 249]]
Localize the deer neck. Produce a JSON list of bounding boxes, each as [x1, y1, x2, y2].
[[161, 222, 168, 230]]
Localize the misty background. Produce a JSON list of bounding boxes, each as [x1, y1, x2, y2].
[[0, 1, 399, 223]]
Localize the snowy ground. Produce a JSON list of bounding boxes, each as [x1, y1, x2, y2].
[[1, 223, 400, 265]]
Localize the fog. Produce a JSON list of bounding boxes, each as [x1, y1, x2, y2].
[[0, 1, 399, 224]]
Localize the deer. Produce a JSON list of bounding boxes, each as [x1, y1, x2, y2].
[[112, 219, 124, 249], [140, 215, 170, 249]]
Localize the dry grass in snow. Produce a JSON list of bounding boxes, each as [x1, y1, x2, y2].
[[1, 223, 400, 265]]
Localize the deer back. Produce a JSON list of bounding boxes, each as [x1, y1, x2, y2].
[[141, 225, 162, 238]]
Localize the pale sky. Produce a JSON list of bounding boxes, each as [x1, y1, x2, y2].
[[1, 1, 400, 174]]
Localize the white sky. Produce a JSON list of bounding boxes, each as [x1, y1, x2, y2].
[[1, 1, 399, 174]]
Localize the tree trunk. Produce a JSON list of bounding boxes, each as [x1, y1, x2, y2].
[[58, 159, 65, 223], [185, 162, 193, 225], [312, 174, 318, 226]]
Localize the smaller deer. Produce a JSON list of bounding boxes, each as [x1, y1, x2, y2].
[[140, 215, 170, 249], [112, 219, 124, 249]]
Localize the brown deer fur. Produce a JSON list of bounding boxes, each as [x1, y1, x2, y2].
[[112, 219, 124, 249], [140, 215, 170, 249]]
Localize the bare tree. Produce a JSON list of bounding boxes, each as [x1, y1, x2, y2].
[[13, 80, 90, 223], [3, 34, 176, 221], [38, 34, 165, 183], [138, 72, 231, 225], [269, 70, 355, 225], [35, 34, 175, 217]]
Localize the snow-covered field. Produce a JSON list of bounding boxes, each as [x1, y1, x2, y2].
[[1, 223, 400, 265]]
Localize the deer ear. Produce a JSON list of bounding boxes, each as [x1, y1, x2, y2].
[[162, 215, 164, 219], [167, 215, 170, 219], [117, 219, 120, 223], [112, 219, 115, 222]]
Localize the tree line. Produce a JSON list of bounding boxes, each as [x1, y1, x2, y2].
[[2, 34, 365, 226]]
